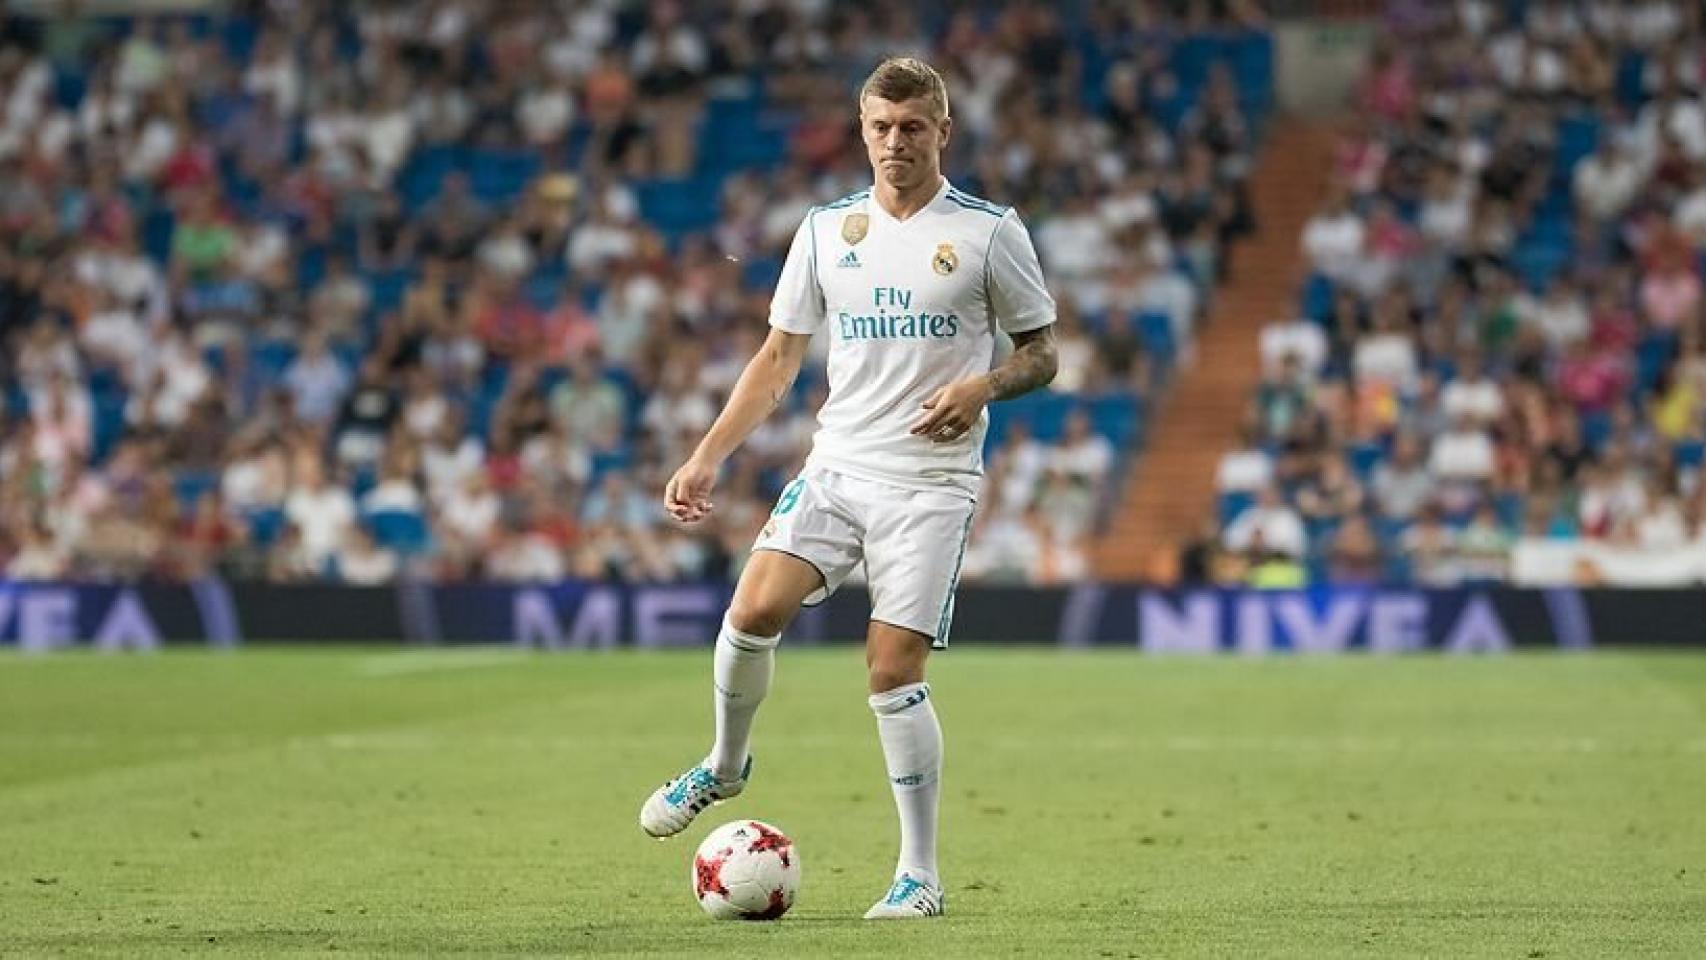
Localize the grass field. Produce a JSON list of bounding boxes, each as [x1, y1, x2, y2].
[[1, 649, 1704, 958]]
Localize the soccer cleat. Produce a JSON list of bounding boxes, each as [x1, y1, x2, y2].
[[862, 872, 945, 919], [638, 756, 751, 839]]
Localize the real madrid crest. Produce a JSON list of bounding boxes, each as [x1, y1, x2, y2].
[[841, 213, 869, 245], [932, 242, 959, 276]]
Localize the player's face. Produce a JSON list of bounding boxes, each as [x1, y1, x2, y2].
[[861, 96, 950, 191]]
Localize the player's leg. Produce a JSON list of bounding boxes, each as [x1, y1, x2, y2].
[[856, 483, 972, 918], [708, 551, 824, 779], [640, 550, 821, 839], [862, 621, 946, 919]]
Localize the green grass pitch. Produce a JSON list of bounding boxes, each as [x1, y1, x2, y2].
[[2, 648, 1703, 957]]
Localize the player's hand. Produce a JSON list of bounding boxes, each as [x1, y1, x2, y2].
[[909, 376, 994, 443], [664, 458, 719, 523]]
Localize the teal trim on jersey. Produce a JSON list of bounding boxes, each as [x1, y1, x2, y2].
[[934, 511, 975, 643], [982, 211, 1009, 294], [820, 189, 870, 211], [945, 188, 1007, 216], [944, 197, 1004, 217], [807, 206, 820, 294]]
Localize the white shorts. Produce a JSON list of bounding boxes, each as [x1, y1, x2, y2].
[[753, 466, 976, 648]]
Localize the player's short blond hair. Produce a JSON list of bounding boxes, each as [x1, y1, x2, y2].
[[858, 57, 950, 121]]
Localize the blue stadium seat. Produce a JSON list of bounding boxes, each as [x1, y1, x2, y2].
[[1636, 332, 1678, 393], [741, 256, 782, 292], [1581, 409, 1615, 451], [1676, 438, 1705, 468], [1300, 273, 1335, 322], [1087, 393, 1143, 448], [1511, 244, 1570, 292], [245, 507, 286, 547], [1346, 442, 1386, 481], [367, 510, 430, 555], [1136, 311, 1177, 369], [1217, 491, 1254, 527], [469, 149, 541, 205], [173, 470, 221, 510], [1555, 114, 1601, 174], [141, 207, 176, 263], [1224, 31, 1275, 110], [636, 176, 723, 237], [366, 268, 415, 317]]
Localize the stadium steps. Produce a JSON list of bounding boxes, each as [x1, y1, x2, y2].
[[1094, 120, 1337, 581]]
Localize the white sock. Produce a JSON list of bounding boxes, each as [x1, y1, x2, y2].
[[869, 681, 942, 885], [707, 617, 776, 781]]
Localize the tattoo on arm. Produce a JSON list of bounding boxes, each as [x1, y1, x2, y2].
[[986, 326, 1059, 401]]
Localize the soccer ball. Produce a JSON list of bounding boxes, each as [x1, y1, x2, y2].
[[692, 820, 800, 920]]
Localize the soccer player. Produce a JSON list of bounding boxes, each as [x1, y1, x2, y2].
[[638, 57, 1058, 919]]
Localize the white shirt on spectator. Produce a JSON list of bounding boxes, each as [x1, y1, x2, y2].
[[1637, 96, 1706, 161], [1052, 434, 1115, 487], [362, 478, 424, 514], [1524, 291, 1590, 348], [286, 485, 356, 567], [1441, 376, 1504, 423], [568, 217, 637, 274], [1301, 210, 1365, 284], [284, 352, 351, 424], [1224, 502, 1307, 558], [423, 437, 484, 506], [1036, 209, 1110, 281], [1428, 427, 1496, 480], [1674, 185, 1706, 243], [441, 485, 500, 544], [488, 534, 567, 582], [1353, 332, 1418, 388], [1637, 500, 1689, 549], [1260, 319, 1328, 378], [518, 84, 576, 144], [339, 545, 398, 585], [1574, 150, 1646, 221], [1216, 447, 1274, 493]]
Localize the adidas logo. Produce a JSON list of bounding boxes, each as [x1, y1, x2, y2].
[[838, 250, 861, 268]]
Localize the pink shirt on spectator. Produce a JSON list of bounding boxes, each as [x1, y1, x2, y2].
[[1639, 266, 1701, 330], [1555, 352, 1628, 412]]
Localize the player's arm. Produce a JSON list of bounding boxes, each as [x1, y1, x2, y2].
[[698, 329, 812, 466], [666, 328, 811, 523], [668, 210, 825, 523], [984, 325, 1059, 401]]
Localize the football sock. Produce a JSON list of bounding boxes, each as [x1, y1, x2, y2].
[[869, 681, 942, 883], [707, 616, 777, 781]]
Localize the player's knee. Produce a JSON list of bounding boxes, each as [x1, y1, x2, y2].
[[726, 599, 790, 639], [866, 660, 924, 694]]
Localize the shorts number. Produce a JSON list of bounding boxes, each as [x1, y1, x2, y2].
[[772, 478, 804, 516]]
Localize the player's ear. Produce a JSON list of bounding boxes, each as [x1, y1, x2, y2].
[[938, 115, 952, 150]]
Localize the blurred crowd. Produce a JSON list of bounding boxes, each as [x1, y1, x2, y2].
[[0, 0, 1267, 585], [1200, 0, 1706, 587]]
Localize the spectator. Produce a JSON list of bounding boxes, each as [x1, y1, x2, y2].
[[1216, 423, 1275, 494], [283, 457, 355, 573], [1224, 486, 1307, 560], [336, 526, 398, 585], [283, 332, 351, 426]]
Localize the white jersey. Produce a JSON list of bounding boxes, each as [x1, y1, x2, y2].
[[768, 179, 1055, 500]]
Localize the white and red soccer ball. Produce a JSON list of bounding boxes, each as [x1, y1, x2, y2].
[[692, 820, 800, 920]]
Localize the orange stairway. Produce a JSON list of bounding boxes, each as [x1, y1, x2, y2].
[[1095, 120, 1336, 580]]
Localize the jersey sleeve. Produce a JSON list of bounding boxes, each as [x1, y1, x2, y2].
[[767, 210, 826, 334], [986, 210, 1057, 334]]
